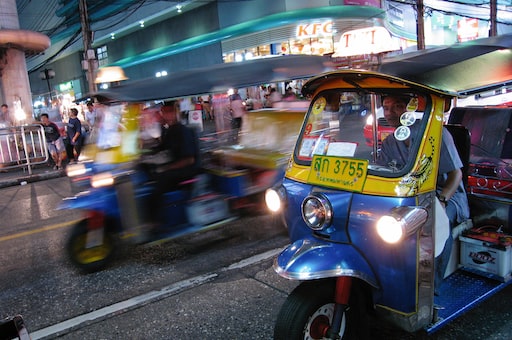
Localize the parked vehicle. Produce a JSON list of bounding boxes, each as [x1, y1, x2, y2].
[[266, 64, 512, 338]]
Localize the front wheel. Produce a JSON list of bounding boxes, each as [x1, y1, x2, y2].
[[66, 219, 118, 273], [274, 279, 369, 340]]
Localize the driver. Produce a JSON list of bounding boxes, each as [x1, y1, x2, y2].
[[377, 96, 415, 170], [378, 95, 469, 295], [143, 101, 200, 227]]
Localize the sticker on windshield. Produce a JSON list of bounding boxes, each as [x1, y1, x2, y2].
[[400, 112, 416, 126], [407, 97, 419, 112], [394, 126, 411, 141], [326, 142, 357, 157], [312, 97, 326, 115], [299, 136, 329, 159]]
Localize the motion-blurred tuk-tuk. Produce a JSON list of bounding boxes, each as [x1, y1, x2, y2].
[[61, 55, 333, 272]]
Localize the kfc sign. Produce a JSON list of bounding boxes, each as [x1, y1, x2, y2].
[[296, 21, 333, 38]]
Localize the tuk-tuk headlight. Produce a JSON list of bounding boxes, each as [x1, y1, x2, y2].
[[91, 172, 114, 188], [376, 206, 427, 243], [302, 194, 332, 230], [365, 114, 373, 126], [265, 186, 286, 213], [66, 163, 87, 177]]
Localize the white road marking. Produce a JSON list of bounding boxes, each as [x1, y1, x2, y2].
[[31, 247, 283, 339]]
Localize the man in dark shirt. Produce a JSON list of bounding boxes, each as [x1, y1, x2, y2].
[[40, 113, 65, 169], [66, 108, 83, 163], [145, 101, 200, 226]]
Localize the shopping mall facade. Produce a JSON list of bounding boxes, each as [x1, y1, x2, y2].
[[27, 0, 512, 108]]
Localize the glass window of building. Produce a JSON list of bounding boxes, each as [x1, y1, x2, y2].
[[97, 46, 109, 67]]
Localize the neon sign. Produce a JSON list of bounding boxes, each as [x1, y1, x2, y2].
[[296, 21, 333, 38], [333, 27, 395, 57]]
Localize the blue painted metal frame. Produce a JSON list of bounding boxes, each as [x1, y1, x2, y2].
[[280, 178, 422, 313], [427, 270, 511, 334]]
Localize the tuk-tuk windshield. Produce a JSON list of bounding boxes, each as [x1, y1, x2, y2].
[[295, 90, 428, 177]]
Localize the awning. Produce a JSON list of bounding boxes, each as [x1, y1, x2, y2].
[[378, 34, 512, 96]]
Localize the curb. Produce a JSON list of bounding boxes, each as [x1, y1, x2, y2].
[[0, 170, 65, 189]]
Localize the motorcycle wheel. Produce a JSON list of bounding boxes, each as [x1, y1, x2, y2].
[[66, 220, 117, 273], [274, 280, 369, 340]]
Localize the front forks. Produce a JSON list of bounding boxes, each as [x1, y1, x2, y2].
[[327, 276, 352, 339]]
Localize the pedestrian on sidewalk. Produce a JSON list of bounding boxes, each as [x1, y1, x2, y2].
[[85, 102, 102, 144], [229, 89, 246, 143], [39, 113, 66, 169], [66, 108, 83, 164]]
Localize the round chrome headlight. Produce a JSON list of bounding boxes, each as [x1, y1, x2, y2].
[[301, 194, 332, 230]]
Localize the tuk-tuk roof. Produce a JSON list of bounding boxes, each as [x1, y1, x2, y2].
[[302, 34, 512, 98], [301, 69, 455, 98], [378, 33, 512, 96], [89, 55, 334, 104]]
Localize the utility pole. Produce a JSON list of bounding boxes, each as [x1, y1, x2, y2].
[[489, 0, 497, 36], [416, 0, 426, 50], [79, 0, 97, 93]]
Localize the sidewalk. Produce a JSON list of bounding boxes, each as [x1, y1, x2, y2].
[[0, 119, 218, 190], [0, 163, 64, 189]]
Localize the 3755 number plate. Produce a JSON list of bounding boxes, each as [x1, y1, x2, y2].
[[307, 155, 368, 192]]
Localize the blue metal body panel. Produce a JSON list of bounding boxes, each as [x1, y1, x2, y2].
[[59, 187, 121, 213], [281, 178, 421, 313], [275, 237, 379, 288], [61, 168, 233, 237]]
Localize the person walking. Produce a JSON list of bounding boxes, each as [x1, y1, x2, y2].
[[0, 104, 13, 127], [39, 113, 65, 169], [229, 89, 246, 143], [66, 108, 83, 164], [85, 102, 101, 144]]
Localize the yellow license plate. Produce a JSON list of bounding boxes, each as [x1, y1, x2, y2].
[[307, 155, 368, 192]]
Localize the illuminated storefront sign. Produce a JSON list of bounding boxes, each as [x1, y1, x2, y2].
[[457, 18, 479, 42], [59, 81, 73, 92], [296, 21, 333, 38], [333, 27, 395, 57]]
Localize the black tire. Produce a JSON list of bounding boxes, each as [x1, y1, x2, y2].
[[274, 279, 370, 340], [66, 219, 118, 273]]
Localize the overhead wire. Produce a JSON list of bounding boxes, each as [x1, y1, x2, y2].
[[25, 0, 149, 72], [388, 0, 512, 25]]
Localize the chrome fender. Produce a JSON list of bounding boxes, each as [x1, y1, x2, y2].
[[274, 237, 379, 288]]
